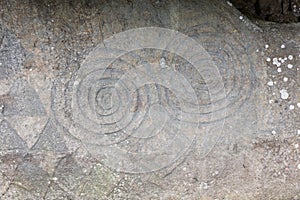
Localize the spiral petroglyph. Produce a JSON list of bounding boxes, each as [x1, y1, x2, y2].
[[182, 16, 256, 123], [52, 27, 226, 173]]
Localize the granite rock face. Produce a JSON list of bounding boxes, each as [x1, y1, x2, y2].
[[0, 25, 26, 80], [0, 0, 299, 199]]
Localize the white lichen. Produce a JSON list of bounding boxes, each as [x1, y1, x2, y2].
[[160, 58, 168, 69], [267, 80, 274, 86], [226, 1, 233, 6], [280, 89, 289, 99]]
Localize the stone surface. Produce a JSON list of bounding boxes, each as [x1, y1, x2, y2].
[[1, 79, 46, 117], [0, 120, 27, 154], [31, 119, 68, 154], [0, 25, 26, 80], [0, 0, 299, 199]]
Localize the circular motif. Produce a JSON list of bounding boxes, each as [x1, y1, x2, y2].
[[182, 12, 256, 123], [52, 27, 225, 173]]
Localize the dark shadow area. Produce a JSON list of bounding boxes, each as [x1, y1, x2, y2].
[[231, 0, 300, 23]]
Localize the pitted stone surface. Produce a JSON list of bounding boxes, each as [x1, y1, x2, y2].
[[1, 79, 46, 117], [0, 25, 25, 80], [0, 120, 27, 154], [31, 119, 68, 154], [0, 0, 299, 199]]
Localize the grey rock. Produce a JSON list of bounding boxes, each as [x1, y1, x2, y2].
[[0, 25, 25, 80], [31, 119, 68, 154], [0, 119, 27, 153], [1, 79, 46, 117]]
